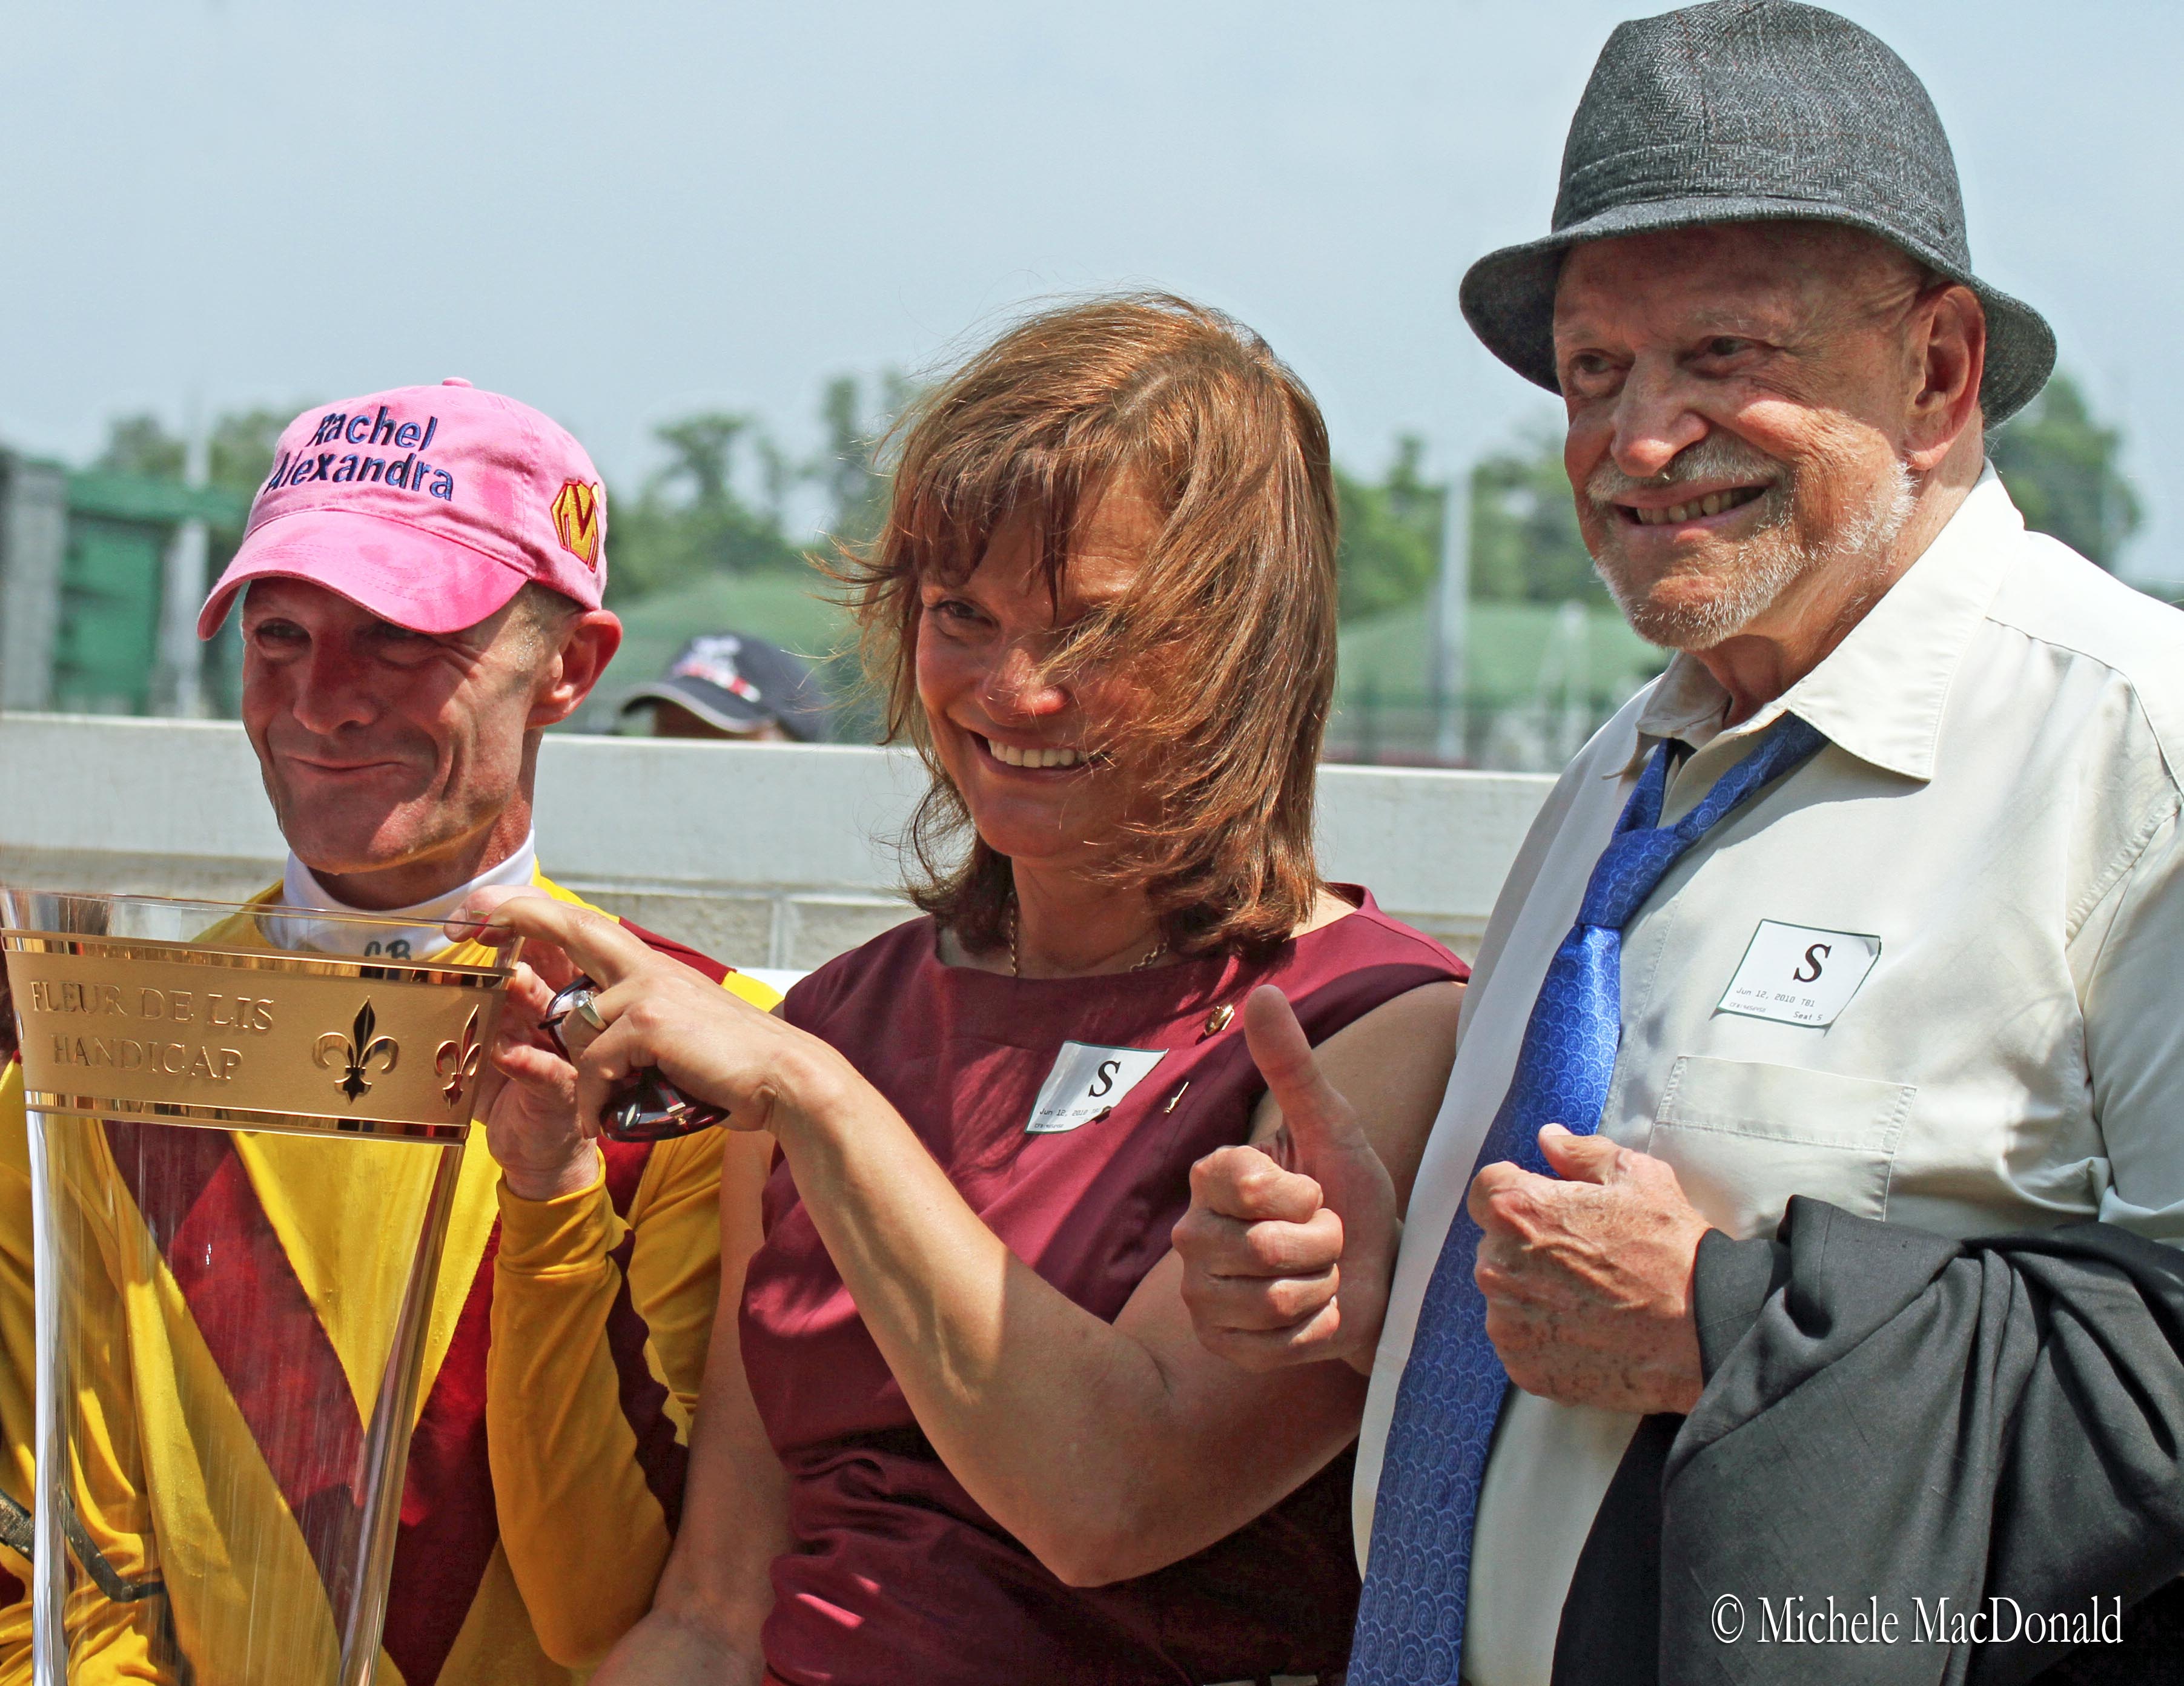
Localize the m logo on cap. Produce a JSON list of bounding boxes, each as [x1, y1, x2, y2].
[[551, 480, 604, 569]]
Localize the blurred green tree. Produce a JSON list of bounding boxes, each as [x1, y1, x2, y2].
[[207, 409, 293, 497], [94, 414, 187, 481], [607, 411, 805, 601], [812, 370, 915, 552], [93, 406, 297, 501], [1334, 434, 1446, 621], [654, 413, 750, 509], [1467, 427, 1605, 606], [1991, 372, 2141, 570]]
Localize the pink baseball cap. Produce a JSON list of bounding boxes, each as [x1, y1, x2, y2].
[[198, 379, 609, 638]]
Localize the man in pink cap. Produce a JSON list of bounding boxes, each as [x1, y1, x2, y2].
[[206, 376, 613, 643], [0, 382, 781, 1682]]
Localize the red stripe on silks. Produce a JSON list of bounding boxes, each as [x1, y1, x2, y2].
[[0, 1564, 22, 1608], [613, 917, 731, 987], [110, 1120, 506, 1686], [600, 1141, 653, 1222], [379, 1220, 502, 1686], [601, 1223, 686, 1534], [594, 1140, 686, 1532], [105, 1122, 367, 1602], [584, 910, 740, 1542]]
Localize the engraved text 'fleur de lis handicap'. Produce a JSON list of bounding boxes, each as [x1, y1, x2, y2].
[[434, 1009, 484, 1111], [315, 1000, 399, 1102]]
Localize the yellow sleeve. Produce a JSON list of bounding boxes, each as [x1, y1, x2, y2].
[[481, 896, 779, 1666], [720, 971, 781, 1013], [486, 1127, 734, 1668], [0, 1069, 179, 1684], [487, 1159, 658, 1668]]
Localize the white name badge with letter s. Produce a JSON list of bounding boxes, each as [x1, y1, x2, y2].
[[1718, 920, 1882, 1028], [1026, 1041, 1168, 1134]]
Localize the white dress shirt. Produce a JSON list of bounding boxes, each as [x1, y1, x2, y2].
[[1352, 471, 2184, 1686]]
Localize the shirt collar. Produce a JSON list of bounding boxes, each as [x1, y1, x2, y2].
[[1628, 466, 2020, 782], [267, 833, 540, 957]]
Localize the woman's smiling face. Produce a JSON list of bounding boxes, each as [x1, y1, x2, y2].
[[914, 481, 1162, 873]]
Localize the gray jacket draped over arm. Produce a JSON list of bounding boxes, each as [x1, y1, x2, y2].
[[1551, 1197, 2184, 1686]]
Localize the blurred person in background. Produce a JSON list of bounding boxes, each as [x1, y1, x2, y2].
[[0, 381, 779, 1682], [619, 632, 835, 742], [469, 294, 1469, 1685]]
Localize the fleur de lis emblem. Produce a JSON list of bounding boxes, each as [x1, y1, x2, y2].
[[315, 1000, 400, 1102], [434, 1009, 485, 1111]]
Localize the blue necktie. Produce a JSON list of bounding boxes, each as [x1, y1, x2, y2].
[[1348, 712, 1827, 1686]]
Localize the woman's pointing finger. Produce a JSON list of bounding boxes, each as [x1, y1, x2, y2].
[[452, 887, 658, 988]]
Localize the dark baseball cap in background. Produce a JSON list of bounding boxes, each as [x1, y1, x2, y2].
[[619, 632, 833, 742]]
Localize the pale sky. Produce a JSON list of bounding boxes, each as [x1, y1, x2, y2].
[[4, 1, 2176, 580]]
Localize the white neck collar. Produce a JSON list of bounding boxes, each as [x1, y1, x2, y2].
[[269, 835, 538, 959]]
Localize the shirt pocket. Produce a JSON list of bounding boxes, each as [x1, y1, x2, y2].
[[1646, 1055, 1916, 1239]]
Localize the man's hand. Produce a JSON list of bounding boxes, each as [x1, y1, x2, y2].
[[1173, 985, 1400, 1375], [453, 889, 600, 1202], [474, 957, 600, 1203], [1470, 1124, 1713, 1414]]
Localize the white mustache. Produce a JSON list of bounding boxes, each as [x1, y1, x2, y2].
[[1585, 434, 1787, 504]]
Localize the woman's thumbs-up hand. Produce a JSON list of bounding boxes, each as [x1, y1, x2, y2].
[[1173, 985, 1400, 1375]]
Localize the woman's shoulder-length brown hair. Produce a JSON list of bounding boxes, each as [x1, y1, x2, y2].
[[838, 292, 1340, 962]]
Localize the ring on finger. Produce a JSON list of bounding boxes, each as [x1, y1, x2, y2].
[[541, 978, 612, 1054]]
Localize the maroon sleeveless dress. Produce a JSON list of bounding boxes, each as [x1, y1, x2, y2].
[[741, 888, 1467, 1685]]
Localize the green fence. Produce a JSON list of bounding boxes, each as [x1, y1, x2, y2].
[[0, 462, 249, 716]]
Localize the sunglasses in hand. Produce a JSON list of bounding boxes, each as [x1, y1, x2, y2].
[[538, 975, 729, 1143]]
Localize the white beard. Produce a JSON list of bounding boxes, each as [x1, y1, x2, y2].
[[1589, 445, 1917, 651]]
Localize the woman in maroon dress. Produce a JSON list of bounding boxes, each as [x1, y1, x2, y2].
[[484, 295, 1467, 1685]]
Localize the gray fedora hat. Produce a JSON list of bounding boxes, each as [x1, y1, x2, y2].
[[1460, 0, 2056, 425]]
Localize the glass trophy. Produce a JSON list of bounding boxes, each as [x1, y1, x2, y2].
[[0, 890, 514, 1685]]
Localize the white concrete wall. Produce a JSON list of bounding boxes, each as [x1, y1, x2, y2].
[[0, 714, 1554, 967]]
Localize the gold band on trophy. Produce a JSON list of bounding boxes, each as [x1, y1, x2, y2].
[[2, 932, 508, 1142]]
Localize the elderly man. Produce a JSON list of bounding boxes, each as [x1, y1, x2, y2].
[[0, 382, 778, 1681], [1177, 5, 2184, 1684]]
